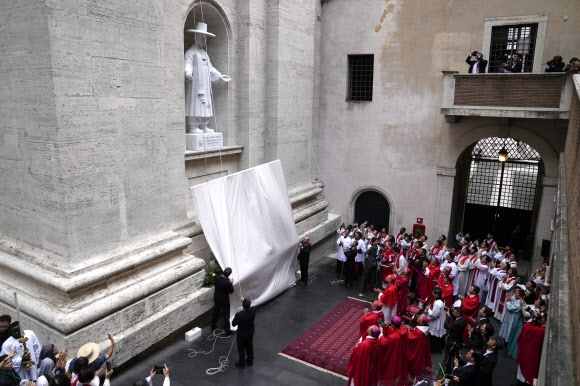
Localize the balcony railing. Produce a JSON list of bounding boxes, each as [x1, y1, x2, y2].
[[441, 71, 574, 120]]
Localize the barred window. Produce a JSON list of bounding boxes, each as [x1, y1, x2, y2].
[[489, 24, 537, 73], [347, 55, 374, 102]]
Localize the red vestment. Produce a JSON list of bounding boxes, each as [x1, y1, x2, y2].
[[381, 249, 395, 282], [441, 283, 453, 309], [359, 311, 384, 340], [396, 275, 409, 316], [381, 283, 398, 308], [406, 326, 432, 379], [347, 337, 381, 386], [461, 294, 480, 344], [379, 327, 408, 386], [516, 323, 546, 384]]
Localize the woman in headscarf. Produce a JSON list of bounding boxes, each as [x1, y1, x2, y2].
[[36, 344, 58, 386]]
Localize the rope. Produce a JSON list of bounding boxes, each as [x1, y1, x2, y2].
[[186, 5, 238, 375], [187, 328, 237, 375]]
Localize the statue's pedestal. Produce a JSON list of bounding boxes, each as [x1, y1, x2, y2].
[[186, 133, 223, 151]]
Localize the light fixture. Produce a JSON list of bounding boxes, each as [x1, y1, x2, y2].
[[498, 146, 508, 163]]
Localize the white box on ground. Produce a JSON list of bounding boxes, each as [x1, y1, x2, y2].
[[185, 327, 202, 342], [203, 132, 223, 150], [185, 133, 204, 151]]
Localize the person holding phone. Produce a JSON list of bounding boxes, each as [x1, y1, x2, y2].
[[132, 364, 170, 386]]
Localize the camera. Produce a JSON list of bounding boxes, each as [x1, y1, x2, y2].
[[153, 365, 164, 374]]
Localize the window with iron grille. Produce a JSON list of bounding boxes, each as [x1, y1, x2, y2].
[[489, 24, 537, 73], [467, 138, 540, 211], [347, 55, 374, 102]]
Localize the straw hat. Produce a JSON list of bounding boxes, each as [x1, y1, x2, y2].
[[76, 342, 100, 364], [186, 22, 216, 37]]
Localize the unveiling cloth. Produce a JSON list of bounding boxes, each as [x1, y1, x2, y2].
[[191, 161, 298, 320]]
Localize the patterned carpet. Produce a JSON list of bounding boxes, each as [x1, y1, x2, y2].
[[280, 297, 368, 378]]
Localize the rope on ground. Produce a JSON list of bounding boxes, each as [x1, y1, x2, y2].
[[187, 328, 237, 375]]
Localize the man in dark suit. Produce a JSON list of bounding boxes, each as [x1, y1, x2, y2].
[[232, 297, 256, 368], [468, 306, 495, 349], [501, 53, 523, 73], [466, 51, 488, 73], [451, 349, 483, 385], [444, 307, 467, 374], [297, 236, 312, 285], [211, 267, 235, 335], [476, 335, 504, 386]]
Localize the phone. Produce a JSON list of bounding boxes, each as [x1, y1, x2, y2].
[[153, 365, 164, 374], [106, 362, 111, 371]]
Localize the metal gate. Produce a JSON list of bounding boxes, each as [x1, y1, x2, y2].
[[463, 138, 540, 247]]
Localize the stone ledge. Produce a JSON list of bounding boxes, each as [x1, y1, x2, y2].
[[441, 107, 568, 120], [0, 234, 192, 294], [184, 145, 243, 162], [0, 253, 206, 333]]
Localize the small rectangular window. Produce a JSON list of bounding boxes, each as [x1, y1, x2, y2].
[[347, 54, 374, 102]]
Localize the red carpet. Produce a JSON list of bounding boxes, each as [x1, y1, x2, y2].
[[280, 297, 368, 378]]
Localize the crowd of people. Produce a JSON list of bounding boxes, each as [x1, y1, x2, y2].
[[337, 222, 550, 386], [0, 318, 170, 386]]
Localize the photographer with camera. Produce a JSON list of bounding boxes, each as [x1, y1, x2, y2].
[[466, 51, 488, 73], [545, 55, 566, 72], [450, 349, 483, 385], [443, 307, 466, 374]]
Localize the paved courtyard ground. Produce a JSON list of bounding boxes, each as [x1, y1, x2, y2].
[[111, 256, 520, 385]]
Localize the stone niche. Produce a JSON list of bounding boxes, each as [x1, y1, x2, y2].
[[184, 1, 233, 145]]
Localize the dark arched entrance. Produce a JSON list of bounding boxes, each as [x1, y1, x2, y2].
[[452, 137, 542, 255], [354, 191, 390, 231]]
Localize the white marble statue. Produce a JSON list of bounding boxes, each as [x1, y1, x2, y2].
[[184, 22, 231, 134]]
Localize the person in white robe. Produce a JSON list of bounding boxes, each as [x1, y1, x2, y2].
[[456, 249, 472, 296], [440, 254, 459, 296], [354, 231, 367, 276], [428, 287, 446, 353], [471, 255, 489, 290], [184, 23, 230, 134], [485, 261, 508, 313], [494, 268, 518, 321], [1, 322, 41, 381]]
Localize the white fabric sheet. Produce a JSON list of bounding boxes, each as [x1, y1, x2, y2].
[[191, 160, 298, 319]]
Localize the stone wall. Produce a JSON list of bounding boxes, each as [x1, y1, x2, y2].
[[563, 74, 580, 385], [316, 0, 577, 259]]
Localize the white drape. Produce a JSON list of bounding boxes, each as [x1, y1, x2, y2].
[[191, 160, 298, 318]]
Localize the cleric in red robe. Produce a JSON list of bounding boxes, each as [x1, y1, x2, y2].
[[395, 269, 411, 316], [406, 315, 432, 379], [359, 300, 384, 340], [379, 316, 408, 386], [459, 285, 481, 345], [426, 259, 441, 306], [516, 314, 547, 385], [441, 274, 454, 309], [375, 275, 399, 323], [347, 325, 381, 386]]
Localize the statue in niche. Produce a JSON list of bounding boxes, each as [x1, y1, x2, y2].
[[184, 22, 231, 134]]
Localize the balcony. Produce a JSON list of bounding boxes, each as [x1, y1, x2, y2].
[[441, 71, 574, 121]]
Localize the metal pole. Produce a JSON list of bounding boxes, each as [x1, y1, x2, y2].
[[494, 162, 506, 234]]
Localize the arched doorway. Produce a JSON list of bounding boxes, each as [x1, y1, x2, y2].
[[354, 191, 390, 232], [455, 137, 542, 255]]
